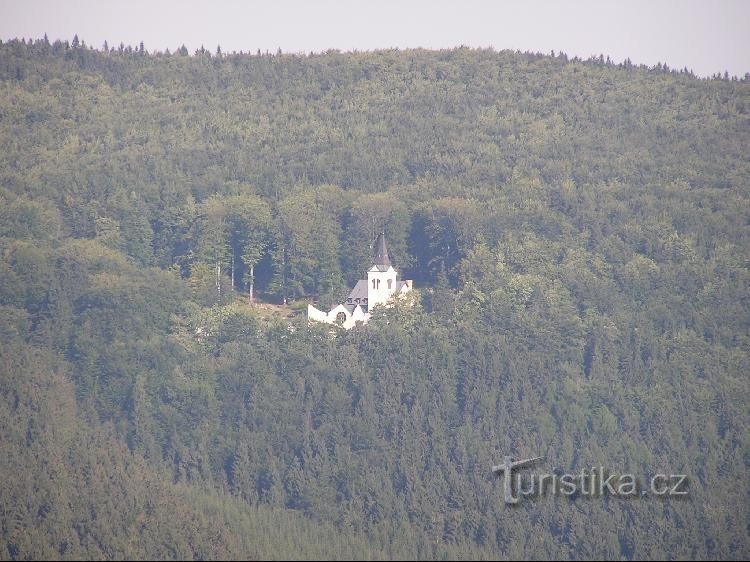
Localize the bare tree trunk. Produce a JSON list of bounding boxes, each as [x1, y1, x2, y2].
[[231, 253, 235, 290], [216, 262, 221, 300], [249, 264, 254, 303]]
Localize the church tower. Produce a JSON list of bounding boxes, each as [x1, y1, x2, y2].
[[307, 231, 412, 329], [367, 233, 398, 311]]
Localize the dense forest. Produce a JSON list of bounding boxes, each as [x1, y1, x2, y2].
[[0, 36, 748, 560]]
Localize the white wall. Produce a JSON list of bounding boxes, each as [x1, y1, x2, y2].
[[367, 266, 398, 311]]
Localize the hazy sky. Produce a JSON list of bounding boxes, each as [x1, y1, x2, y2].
[[1, 0, 748, 77]]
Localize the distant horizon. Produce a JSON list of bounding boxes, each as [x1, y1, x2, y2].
[[5, 33, 745, 81], [1, 0, 748, 79]]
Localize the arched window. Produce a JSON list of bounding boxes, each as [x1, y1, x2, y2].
[[387, 279, 392, 290], [372, 279, 376, 289], [376, 279, 380, 289]]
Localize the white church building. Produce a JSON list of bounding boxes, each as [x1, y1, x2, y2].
[[307, 233, 413, 329]]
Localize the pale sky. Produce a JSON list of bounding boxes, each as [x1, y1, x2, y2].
[[1, 0, 748, 77]]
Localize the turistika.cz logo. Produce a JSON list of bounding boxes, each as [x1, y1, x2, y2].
[[491, 455, 688, 505]]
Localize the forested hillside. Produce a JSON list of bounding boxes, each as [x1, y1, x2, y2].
[[0, 37, 748, 560]]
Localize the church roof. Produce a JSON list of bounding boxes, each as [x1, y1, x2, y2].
[[373, 232, 391, 268], [347, 279, 368, 302], [369, 264, 392, 272]]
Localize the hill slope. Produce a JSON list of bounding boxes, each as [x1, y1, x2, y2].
[[0, 40, 748, 559]]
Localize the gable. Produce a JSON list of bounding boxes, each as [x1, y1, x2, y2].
[[368, 264, 396, 274]]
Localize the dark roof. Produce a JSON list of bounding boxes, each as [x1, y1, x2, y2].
[[370, 264, 390, 272], [344, 303, 365, 315], [347, 279, 368, 302], [373, 232, 391, 267]]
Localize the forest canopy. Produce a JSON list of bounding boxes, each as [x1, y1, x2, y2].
[[0, 37, 748, 560]]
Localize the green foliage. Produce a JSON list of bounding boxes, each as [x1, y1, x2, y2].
[[0, 40, 748, 560]]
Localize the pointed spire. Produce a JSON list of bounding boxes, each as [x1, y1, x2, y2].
[[373, 232, 391, 267]]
